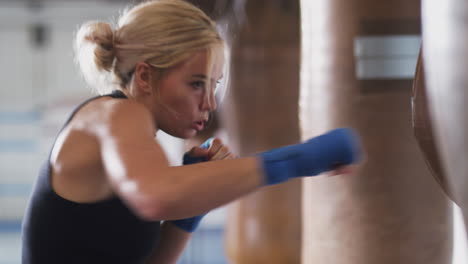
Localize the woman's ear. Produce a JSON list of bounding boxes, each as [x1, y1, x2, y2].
[[133, 62, 153, 94]]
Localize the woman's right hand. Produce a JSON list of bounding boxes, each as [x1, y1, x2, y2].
[[259, 128, 362, 185]]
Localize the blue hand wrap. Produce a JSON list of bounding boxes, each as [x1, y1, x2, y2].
[[170, 215, 205, 233], [259, 128, 361, 185], [172, 138, 214, 232]]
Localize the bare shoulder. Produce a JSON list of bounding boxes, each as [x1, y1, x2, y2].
[[78, 97, 156, 140], [49, 96, 159, 203], [103, 98, 153, 123]]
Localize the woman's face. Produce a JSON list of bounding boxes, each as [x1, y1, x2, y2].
[[152, 49, 224, 138]]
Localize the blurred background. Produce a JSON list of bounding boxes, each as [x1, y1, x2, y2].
[[0, 0, 467, 263]]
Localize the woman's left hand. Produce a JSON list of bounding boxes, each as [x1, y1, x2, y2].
[[173, 137, 236, 233], [204, 138, 237, 161], [183, 137, 236, 164]]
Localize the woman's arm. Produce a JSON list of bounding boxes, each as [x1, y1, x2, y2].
[[97, 100, 264, 221], [144, 222, 191, 264], [144, 138, 234, 264]]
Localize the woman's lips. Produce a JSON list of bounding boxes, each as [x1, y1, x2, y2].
[[193, 121, 205, 131]]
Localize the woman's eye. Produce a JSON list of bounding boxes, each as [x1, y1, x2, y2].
[[191, 81, 205, 90], [214, 81, 221, 93]]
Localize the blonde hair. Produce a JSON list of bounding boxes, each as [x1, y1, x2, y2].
[[74, 0, 225, 95]]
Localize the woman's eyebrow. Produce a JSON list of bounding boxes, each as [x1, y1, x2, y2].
[[191, 74, 223, 82], [191, 74, 207, 79]]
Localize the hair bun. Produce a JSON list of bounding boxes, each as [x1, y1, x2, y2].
[[78, 21, 115, 72]]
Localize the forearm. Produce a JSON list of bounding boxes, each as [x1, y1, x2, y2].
[[145, 221, 192, 264], [142, 157, 264, 220]]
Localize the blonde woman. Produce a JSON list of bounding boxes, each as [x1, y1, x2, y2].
[[21, 0, 361, 263]]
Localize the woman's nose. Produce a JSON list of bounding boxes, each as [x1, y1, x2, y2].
[[201, 92, 217, 111]]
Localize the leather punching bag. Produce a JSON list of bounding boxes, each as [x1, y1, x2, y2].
[[422, 0, 468, 225], [412, 49, 455, 201], [221, 1, 303, 263], [300, 0, 452, 263]]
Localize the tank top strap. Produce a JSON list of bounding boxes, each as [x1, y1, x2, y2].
[[60, 90, 128, 130]]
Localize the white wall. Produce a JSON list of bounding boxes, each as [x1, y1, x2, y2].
[[0, 1, 126, 220]]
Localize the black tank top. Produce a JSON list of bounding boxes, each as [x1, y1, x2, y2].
[[22, 90, 161, 264]]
